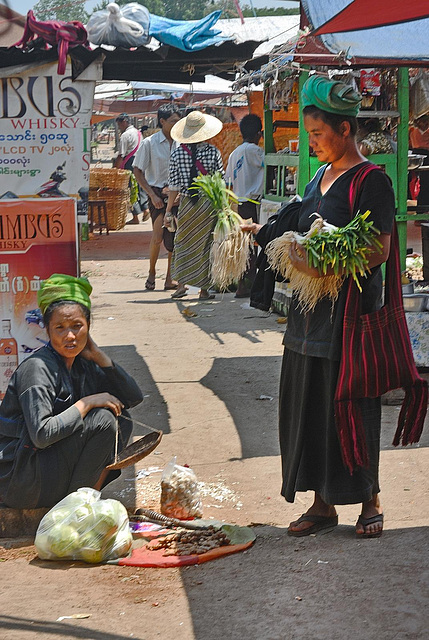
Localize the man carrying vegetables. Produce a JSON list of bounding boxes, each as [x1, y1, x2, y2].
[[243, 75, 395, 538]]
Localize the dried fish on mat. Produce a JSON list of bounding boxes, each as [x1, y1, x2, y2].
[[148, 526, 230, 556]]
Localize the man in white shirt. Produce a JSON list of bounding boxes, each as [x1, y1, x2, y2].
[[133, 105, 181, 291], [113, 113, 147, 224], [225, 114, 264, 297], [114, 113, 141, 170]]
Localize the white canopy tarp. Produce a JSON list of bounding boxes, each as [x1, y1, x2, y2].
[[217, 15, 300, 57]]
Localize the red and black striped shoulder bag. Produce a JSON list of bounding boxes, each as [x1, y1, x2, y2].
[[334, 164, 428, 474]]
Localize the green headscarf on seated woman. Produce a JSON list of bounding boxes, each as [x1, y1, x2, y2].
[[37, 273, 92, 314]]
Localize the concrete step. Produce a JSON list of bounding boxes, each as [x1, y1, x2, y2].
[[0, 504, 48, 538]]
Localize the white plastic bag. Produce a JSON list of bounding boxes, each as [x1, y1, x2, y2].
[[86, 2, 150, 47], [160, 457, 202, 520], [35, 487, 132, 564]]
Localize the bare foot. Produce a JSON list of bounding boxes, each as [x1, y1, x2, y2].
[[288, 493, 337, 535], [356, 494, 383, 537]]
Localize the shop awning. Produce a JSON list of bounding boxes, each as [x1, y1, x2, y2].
[[299, 0, 429, 64], [312, 0, 429, 36], [0, 39, 261, 83]]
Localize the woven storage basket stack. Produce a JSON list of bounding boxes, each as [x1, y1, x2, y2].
[[89, 168, 131, 230]]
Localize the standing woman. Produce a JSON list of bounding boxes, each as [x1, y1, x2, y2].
[[243, 76, 397, 538], [165, 111, 224, 300], [282, 76, 397, 538], [0, 274, 143, 509]]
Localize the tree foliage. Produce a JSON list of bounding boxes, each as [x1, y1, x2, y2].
[[205, 1, 299, 19], [33, 0, 89, 23], [93, 1, 207, 20], [88, 1, 298, 21], [242, 6, 300, 17]]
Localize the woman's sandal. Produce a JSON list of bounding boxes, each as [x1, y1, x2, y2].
[[287, 514, 338, 537], [171, 287, 187, 299], [145, 278, 155, 291], [355, 513, 384, 539], [199, 293, 215, 300], [164, 282, 179, 291]]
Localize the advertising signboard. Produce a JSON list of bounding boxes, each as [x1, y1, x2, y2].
[[0, 59, 101, 199], [0, 198, 78, 398]]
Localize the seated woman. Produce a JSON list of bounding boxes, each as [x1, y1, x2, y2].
[[0, 274, 143, 509]]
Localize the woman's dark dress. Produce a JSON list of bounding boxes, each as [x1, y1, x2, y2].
[[0, 344, 143, 509], [279, 162, 395, 504]]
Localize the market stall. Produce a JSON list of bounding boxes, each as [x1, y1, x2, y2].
[[234, 1, 429, 269]]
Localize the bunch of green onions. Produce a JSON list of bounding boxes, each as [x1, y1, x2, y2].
[[265, 211, 383, 313], [303, 211, 383, 288], [192, 172, 252, 290]]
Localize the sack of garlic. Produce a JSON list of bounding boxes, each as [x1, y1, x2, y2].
[[160, 457, 202, 520]]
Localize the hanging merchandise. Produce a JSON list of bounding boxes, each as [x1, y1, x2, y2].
[[87, 4, 228, 51], [87, 2, 150, 48], [269, 78, 299, 111], [360, 69, 381, 96], [13, 11, 89, 75]]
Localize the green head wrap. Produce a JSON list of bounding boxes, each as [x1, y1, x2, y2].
[[37, 274, 92, 315], [301, 75, 362, 117]]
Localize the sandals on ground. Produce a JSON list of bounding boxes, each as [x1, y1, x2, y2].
[[145, 278, 155, 291], [287, 514, 338, 537], [355, 513, 384, 539], [171, 287, 188, 299]]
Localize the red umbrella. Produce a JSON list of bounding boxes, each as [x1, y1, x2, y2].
[[312, 0, 429, 36]]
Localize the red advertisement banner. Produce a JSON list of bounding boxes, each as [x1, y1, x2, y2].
[[0, 198, 78, 398]]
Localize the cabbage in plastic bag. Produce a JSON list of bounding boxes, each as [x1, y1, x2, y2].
[[160, 456, 202, 520], [87, 2, 150, 48], [35, 487, 132, 563]]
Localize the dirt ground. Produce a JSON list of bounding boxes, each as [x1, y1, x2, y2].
[[1, 220, 428, 640]]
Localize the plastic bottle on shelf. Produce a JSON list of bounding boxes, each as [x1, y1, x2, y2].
[[0, 319, 18, 400]]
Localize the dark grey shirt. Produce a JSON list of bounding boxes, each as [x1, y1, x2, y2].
[[0, 344, 143, 502]]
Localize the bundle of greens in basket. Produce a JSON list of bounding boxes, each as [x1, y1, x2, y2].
[[191, 172, 253, 290], [265, 211, 383, 313]]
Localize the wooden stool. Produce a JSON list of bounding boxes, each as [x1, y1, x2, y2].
[[88, 200, 109, 235]]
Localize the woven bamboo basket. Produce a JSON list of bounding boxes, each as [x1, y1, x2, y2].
[[89, 167, 131, 190], [89, 186, 130, 230]]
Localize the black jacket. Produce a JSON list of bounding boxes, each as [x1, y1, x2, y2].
[[250, 200, 302, 311]]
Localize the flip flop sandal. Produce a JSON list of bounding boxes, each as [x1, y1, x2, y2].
[[287, 514, 339, 537], [164, 283, 179, 291], [199, 293, 215, 300], [171, 289, 187, 299], [355, 513, 384, 539], [145, 279, 156, 291]]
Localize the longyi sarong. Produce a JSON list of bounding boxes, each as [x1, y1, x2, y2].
[[172, 195, 216, 289]]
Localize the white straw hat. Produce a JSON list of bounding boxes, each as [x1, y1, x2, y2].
[[171, 110, 223, 144]]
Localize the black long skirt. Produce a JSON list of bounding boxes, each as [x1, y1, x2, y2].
[[279, 348, 381, 505]]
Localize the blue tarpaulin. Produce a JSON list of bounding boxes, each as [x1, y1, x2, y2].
[[149, 11, 230, 52]]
